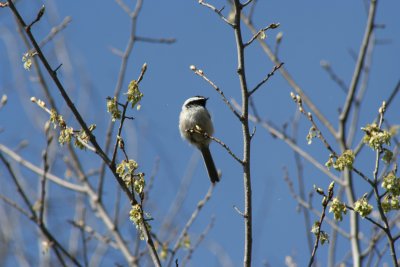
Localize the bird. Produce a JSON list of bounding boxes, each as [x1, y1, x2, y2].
[[179, 96, 219, 183]]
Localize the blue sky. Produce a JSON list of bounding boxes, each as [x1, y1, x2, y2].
[[1, 0, 400, 266]]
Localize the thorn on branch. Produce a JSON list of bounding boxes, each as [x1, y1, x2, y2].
[[124, 116, 134, 120], [54, 63, 63, 73], [233, 205, 247, 218], [250, 126, 256, 139]]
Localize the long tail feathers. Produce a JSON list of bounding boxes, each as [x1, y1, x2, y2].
[[200, 147, 219, 183]]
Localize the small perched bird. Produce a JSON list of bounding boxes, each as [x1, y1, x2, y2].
[[179, 96, 219, 183]]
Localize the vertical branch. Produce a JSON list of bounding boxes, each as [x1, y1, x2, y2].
[[232, 1, 253, 266], [39, 134, 52, 224], [336, 1, 378, 266], [97, 0, 143, 200], [291, 112, 313, 254], [338, 0, 377, 130], [370, 106, 399, 267]]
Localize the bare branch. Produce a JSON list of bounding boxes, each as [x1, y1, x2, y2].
[[198, 0, 235, 27], [244, 23, 280, 48], [320, 60, 348, 93], [249, 62, 284, 96], [136, 36, 176, 44], [338, 0, 378, 134], [241, 13, 337, 137], [181, 216, 216, 266], [0, 195, 32, 220], [39, 134, 52, 224], [241, 0, 254, 8], [115, 0, 132, 14], [69, 220, 119, 249], [190, 65, 241, 120], [27, 5, 45, 30], [188, 127, 243, 165], [0, 144, 86, 192], [232, 99, 345, 186], [167, 185, 215, 267], [39, 16, 72, 48]]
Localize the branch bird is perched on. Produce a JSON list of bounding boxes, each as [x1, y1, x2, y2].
[[179, 96, 220, 183]]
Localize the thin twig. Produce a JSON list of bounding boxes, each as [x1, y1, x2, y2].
[[290, 93, 374, 185], [198, 0, 234, 27], [233, 100, 345, 185], [115, 0, 132, 14], [0, 144, 86, 192], [0, 152, 82, 267], [135, 36, 176, 44], [0, 195, 32, 220], [7, 3, 162, 264], [167, 185, 215, 267], [290, 113, 313, 254], [249, 62, 284, 96], [39, 16, 72, 48], [39, 134, 52, 224], [338, 0, 377, 132], [241, 13, 337, 137], [345, 206, 385, 231], [241, 0, 253, 8], [320, 60, 348, 93], [97, 0, 143, 201], [27, 5, 45, 30], [188, 128, 242, 165], [244, 23, 280, 48], [69, 220, 118, 248], [308, 183, 335, 267], [190, 65, 241, 120], [369, 104, 399, 266], [283, 170, 349, 239], [181, 216, 216, 266]]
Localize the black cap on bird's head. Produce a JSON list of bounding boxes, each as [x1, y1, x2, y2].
[[183, 96, 209, 108]]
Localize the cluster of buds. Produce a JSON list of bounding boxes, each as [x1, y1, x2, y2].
[[106, 97, 121, 121], [361, 123, 391, 151], [354, 194, 373, 218], [22, 51, 38, 71], [311, 221, 329, 245], [381, 171, 400, 213], [116, 159, 145, 194], [325, 150, 355, 171], [311, 182, 336, 245], [125, 80, 143, 110], [329, 198, 347, 221], [31, 97, 95, 148], [107, 79, 144, 122], [129, 204, 152, 240]]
